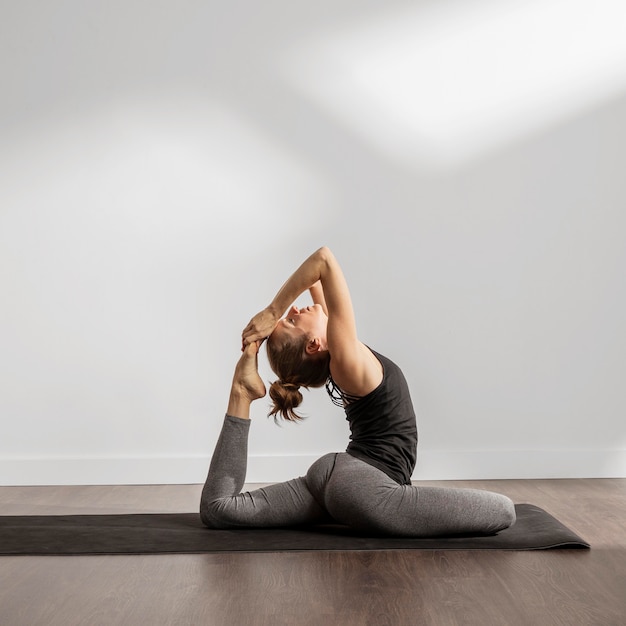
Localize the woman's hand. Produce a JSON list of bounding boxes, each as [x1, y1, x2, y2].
[[242, 307, 279, 348]]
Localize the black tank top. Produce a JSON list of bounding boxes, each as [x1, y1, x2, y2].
[[326, 349, 418, 485]]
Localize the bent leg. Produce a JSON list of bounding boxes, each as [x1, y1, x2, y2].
[[200, 415, 329, 529], [321, 453, 515, 537]]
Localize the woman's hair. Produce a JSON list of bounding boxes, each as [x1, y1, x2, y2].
[[266, 332, 330, 422]]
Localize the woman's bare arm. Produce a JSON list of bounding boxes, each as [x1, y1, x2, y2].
[[242, 247, 381, 396], [316, 250, 382, 397], [309, 281, 328, 315], [242, 247, 329, 345]]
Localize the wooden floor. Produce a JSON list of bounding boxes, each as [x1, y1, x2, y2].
[[0, 479, 624, 626]]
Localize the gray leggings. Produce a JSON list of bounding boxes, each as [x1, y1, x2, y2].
[[200, 415, 516, 537]]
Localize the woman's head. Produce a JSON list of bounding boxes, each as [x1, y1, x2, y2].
[[266, 304, 330, 422]]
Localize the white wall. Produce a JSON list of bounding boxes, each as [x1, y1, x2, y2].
[[1, 0, 625, 485]]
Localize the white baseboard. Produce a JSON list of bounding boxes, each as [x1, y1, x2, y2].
[[414, 449, 626, 480], [1, 449, 625, 486]]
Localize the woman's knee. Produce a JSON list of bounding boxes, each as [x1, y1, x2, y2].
[[199, 499, 228, 529], [471, 491, 516, 534], [200, 495, 249, 529], [494, 495, 516, 532]]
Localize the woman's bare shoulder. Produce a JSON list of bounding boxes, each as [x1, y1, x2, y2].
[[329, 342, 383, 398]]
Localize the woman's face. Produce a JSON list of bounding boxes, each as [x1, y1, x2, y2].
[[271, 304, 328, 344]]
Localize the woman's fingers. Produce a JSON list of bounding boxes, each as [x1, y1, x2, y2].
[[243, 340, 260, 355], [241, 322, 256, 347], [242, 308, 278, 345], [241, 330, 259, 348], [241, 334, 265, 351]]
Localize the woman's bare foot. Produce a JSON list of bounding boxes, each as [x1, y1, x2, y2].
[[227, 342, 266, 418], [234, 341, 267, 400]]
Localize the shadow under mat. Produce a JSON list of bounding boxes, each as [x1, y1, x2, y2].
[[0, 503, 589, 555]]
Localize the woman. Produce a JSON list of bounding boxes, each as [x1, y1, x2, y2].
[[200, 247, 516, 536]]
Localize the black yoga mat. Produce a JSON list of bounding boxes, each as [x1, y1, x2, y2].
[[0, 504, 589, 556]]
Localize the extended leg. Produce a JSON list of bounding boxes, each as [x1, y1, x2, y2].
[[199, 344, 329, 529], [199, 414, 329, 528]]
